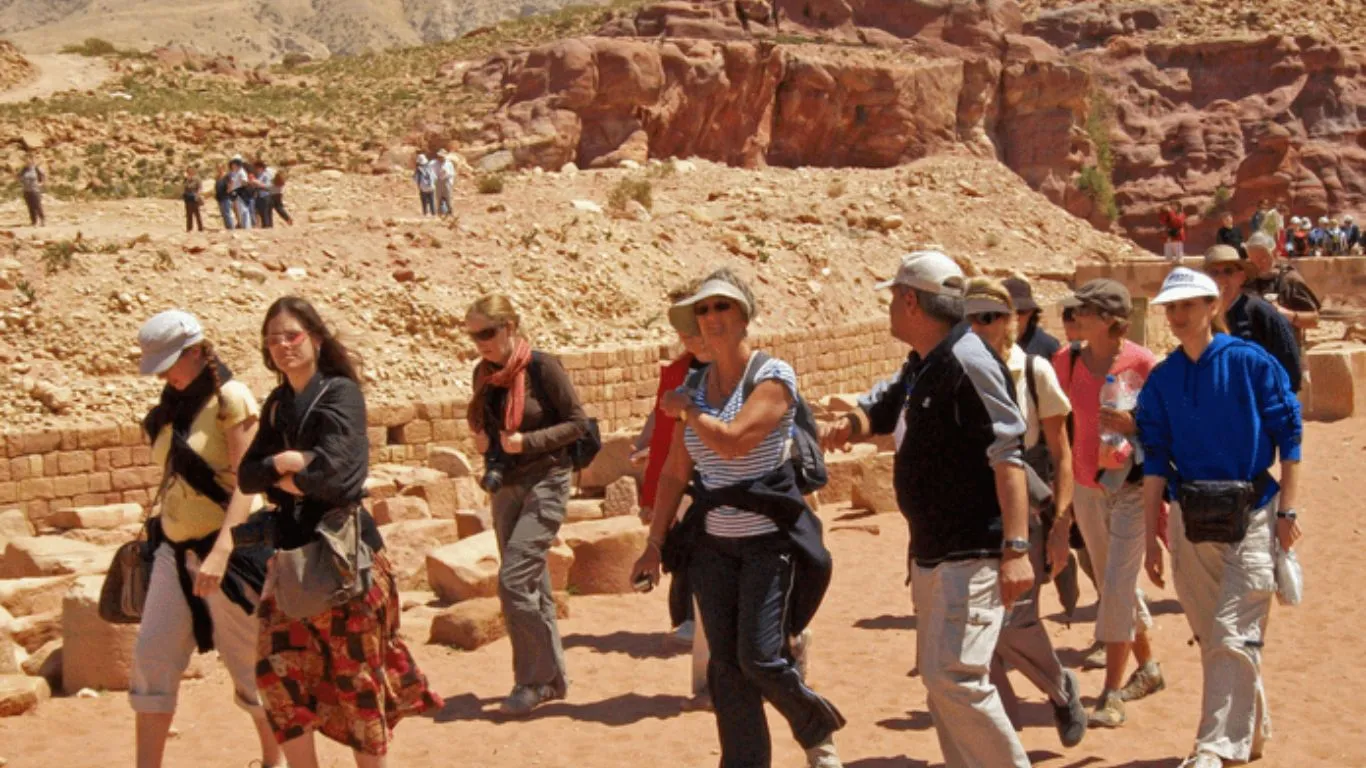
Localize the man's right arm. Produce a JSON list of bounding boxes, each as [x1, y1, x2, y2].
[[847, 364, 910, 439]]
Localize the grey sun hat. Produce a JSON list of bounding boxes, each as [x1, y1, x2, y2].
[[1002, 277, 1038, 312], [138, 309, 204, 375], [668, 278, 753, 336]]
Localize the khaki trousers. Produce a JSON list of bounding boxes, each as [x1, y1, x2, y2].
[[912, 558, 1030, 768], [1074, 484, 1154, 643], [129, 543, 264, 714], [1169, 499, 1276, 762]]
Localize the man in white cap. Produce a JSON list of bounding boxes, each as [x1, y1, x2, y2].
[[435, 149, 456, 217], [820, 252, 1033, 767]]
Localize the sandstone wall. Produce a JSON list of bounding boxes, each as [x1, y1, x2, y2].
[[1074, 256, 1366, 305], [0, 320, 905, 530]]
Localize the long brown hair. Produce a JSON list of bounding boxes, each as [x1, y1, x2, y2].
[[261, 296, 364, 385]]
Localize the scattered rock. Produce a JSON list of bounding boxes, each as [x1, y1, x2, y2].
[[578, 430, 642, 490], [371, 496, 432, 525], [379, 519, 462, 591], [571, 199, 603, 214], [428, 447, 474, 478], [47, 503, 142, 531], [20, 640, 61, 688], [0, 675, 49, 717], [566, 499, 605, 522], [0, 576, 78, 618], [0, 510, 34, 540], [454, 508, 492, 539], [428, 593, 569, 650], [426, 531, 572, 603], [0, 537, 108, 579], [850, 452, 897, 514], [62, 576, 138, 694], [602, 476, 640, 518], [559, 516, 648, 595]]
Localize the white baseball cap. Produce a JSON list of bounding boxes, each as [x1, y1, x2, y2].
[[1152, 267, 1219, 305], [137, 310, 204, 375], [874, 251, 964, 296]]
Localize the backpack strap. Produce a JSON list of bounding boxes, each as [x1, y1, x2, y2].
[[739, 350, 773, 401], [1025, 353, 1040, 418]]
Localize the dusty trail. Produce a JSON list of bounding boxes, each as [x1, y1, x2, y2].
[[0, 53, 112, 104]]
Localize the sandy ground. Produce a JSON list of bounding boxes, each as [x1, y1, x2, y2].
[[1, 417, 1363, 767], [0, 54, 112, 104]]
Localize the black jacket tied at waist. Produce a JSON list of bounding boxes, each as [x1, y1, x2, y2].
[[662, 462, 832, 635]]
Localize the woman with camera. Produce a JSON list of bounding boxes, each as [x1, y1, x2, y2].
[[630, 268, 844, 768], [128, 310, 278, 768], [1138, 268, 1302, 768], [465, 294, 589, 716], [239, 296, 440, 767]]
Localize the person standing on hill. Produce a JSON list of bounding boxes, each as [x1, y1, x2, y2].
[[435, 150, 456, 217], [227, 157, 252, 231], [18, 155, 45, 227], [251, 160, 277, 228], [414, 154, 435, 216], [214, 164, 236, 230], [1160, 202, 1187, 261], [268, 170, 293, 226], [181, 167, 204, 233]]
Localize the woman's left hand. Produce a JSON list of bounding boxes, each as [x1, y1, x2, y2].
[[660, 389, 691, 419], [194, 545, 230, 597], [1098, 407, 1137, 436], [272, 450, 310, 474], [500, 431, 525, 454], [1276, 515, 1302, 551]]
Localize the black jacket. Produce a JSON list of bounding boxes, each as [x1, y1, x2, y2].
[[1226, 293, 1302, 392], [853, 325, 1026, 567]]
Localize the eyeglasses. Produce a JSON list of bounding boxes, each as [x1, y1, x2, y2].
[[1208, 265, 1243, 277], [265, 330, 306, 347], [1062, 307, 1076, 322], [694, 300, 733, 317], [468, 326, 502, 342], [969, 312, 1006, 325]]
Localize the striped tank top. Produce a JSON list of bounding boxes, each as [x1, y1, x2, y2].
[[684, 354, 798, 538]]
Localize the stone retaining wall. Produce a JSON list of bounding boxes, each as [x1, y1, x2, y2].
[[1, 320, 906, 530]]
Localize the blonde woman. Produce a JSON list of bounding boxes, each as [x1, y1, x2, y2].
[[129, 310, 278, 768], [964, 279, 1087, 748], [466, 294, 589, 716]]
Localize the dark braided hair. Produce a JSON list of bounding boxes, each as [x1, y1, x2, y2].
[[199, 340, 226, 415]]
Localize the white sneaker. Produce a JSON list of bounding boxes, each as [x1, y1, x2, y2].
[[805, 737, 841, 768], [1178, 751, 1223, 768]]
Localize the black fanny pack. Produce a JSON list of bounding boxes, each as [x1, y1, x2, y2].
[[1177, 474, 1270, 544]]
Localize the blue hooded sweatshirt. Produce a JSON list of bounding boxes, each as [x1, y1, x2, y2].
[[1137, 333, 1302, 508]]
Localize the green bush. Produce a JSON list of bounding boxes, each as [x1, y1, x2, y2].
[[60, 38, 117, 57], [608, 176, 653, 211], [1077, 89, 1119, 222]]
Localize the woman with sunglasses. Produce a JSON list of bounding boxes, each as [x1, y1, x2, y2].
[[240, 296, 440, 767], [465, 293, 589, 716], [1052, 279, 1165, 729], [1138, 268, 1302, 768], [631, 267, 845, 768], [129, 310, 278, 768], [963, 279, 1088, 749]]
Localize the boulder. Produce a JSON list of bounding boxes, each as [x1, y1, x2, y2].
[[0, 575, 78, 617], [578, 430, 642, 490], [1305, 344, 1366, 421], [428, 447, 474, 478], [47, 504, 142, 531], [821, 444, 880, 505], [379, 519, 463, 591], [364, 476, 400, 502], [426, 531, 572, 603], [18, 131, 45, 151], [0, 675, 49, 717], [850, 452, 898, 514], [62, 576, 138, 694], [0, 510, 34, 540], [400, 476, 487, 519], [0, 632, 18, 675], [566, 499, 605, 522], [21, 640, 61, 687], [0, 537, 109, 579], [602, 476, 640, 518], [559, 517, 648, 595], [8, 611, 60, 653], [454, 509, 492, 539], [371, 496, 432, 525], [428, 593, 570, 651], [60, 527, 138, 547]]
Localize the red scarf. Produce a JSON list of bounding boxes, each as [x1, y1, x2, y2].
[[469, 338, 533, 432]]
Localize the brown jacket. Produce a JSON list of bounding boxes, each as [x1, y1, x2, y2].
[[477, 351, 588, 482]]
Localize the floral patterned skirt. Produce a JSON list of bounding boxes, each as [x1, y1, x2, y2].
[[255, 552, 442, 755]]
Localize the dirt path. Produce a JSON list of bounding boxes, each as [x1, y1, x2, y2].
[[0, 53, 112, 104]]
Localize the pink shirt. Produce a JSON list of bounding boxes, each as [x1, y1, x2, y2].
[[1053, 340, 1157, 489]]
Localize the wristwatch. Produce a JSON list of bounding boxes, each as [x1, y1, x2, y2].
[[1002, 538, 1030, 555], [1276, 508, 1297, 520]]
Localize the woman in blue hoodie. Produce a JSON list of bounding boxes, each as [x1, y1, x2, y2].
[[1137, 267, 1303, 768]]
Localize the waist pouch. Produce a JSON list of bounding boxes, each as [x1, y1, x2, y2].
[[1178, 480, 1255, 544]]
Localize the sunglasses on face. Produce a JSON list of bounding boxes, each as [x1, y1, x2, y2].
[[694, 300, 733, 317], [969, 312, 1007, 325], [468, 326, 502, 342], [265, 330, 306, 348], [1208, 266, 1242, 277]]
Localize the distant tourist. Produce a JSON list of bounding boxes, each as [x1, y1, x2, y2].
[[1243, 232, 1321, 350], [214, 164, 236, 230], [227, 156, 252, 231], [1308, 217, 1330, 255], [251, 160, 278, 228], [18, 155, 44, 227], [1341, 214, 1360, 252], [267, 170, 293, 227], [414, 154, 436, 216], [1215, 211, 1243, 256], [1249, 199, 1269, 235], [181, 167, 204, 233], [1160, 202, 1187, 261], [435, 150, 455, 217]]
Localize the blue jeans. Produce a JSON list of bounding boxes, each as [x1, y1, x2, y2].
[[690, 533, 843, 767], [234, 198, 253, 230], [218, 198, 236, 229], [419, 190, 435, 216]]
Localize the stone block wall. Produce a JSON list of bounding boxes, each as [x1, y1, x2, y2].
[[1, 320, 907, 530]]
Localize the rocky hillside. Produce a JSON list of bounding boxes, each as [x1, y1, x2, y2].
[[0, 40, 33, 90], [0, 0, 612, 63]]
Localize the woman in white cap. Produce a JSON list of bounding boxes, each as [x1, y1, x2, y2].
[[129, 310, 280, 768], [964, 278, 1088, 749], [1139, 267, 1302, 768], [631, 267, 845, 768], [413, 153, 435, 216], [1052, 279, 1165, 728]]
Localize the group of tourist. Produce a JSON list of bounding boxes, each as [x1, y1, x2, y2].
[[412, 150, 460, 217], [196, 155, 293, 232], [125, 232, 1312, 768], [1162, 197, 1363, 261]]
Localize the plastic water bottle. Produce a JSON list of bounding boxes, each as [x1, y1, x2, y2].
[[1098, 375, 1132, 468]]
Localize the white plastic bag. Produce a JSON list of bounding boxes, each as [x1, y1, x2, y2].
[[1274, 542, 1303, 607]]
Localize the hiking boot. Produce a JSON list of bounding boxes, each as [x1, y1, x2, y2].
[[1118, 661, 1166, 702], [805, 737, 842, 768], [792, 627, 813, 681], [671, 620, 695, 647], [1080, 641, 1107, 670], [500, 683, 564, 716], [1054, 670, 1088, 748], [1088, 689, 1126, 728], [1178, 751, 1223, 768]]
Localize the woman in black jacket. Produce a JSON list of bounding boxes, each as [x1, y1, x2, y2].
[[239, 296, 440, 767]]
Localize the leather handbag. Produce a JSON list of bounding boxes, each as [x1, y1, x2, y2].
[[272, 503, 373, 620], [98, 465, 172, 624]]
